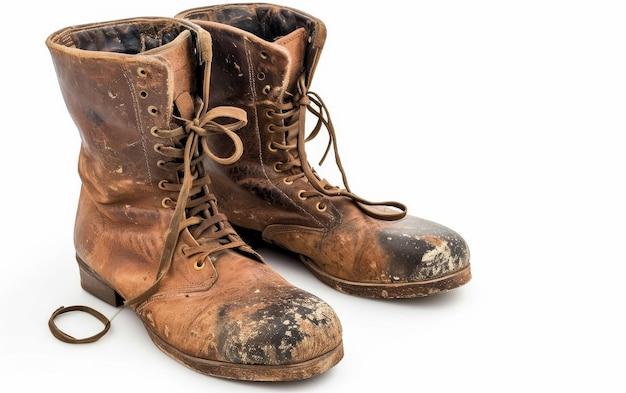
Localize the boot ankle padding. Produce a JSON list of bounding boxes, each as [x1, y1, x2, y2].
[[54, 19, 192, 54], [176, 4, 327, 85], [177, 4, 314, 41]]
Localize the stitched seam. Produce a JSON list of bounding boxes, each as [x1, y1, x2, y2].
[[243, 38, 323, 227], [121, 64, 154, 192]]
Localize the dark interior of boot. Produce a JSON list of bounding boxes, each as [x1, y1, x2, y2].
[[187, 5, 314, 42], [60, 21, 188, 54]]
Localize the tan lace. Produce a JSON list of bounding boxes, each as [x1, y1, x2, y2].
[[124, 97, 249, 306], [270, 75, 407, 220], [48, 99, 249, 343], [48, 305, 111, 344]]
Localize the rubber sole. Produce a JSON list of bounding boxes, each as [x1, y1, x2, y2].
[[234, 227, 472, 299], [300, 254, 472, 299], [146, 324, 344, 381]]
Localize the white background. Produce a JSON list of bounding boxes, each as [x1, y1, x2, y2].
[[2, 0, 624, 391]]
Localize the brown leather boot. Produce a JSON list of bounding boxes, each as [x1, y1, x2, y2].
[[46, 17, 342, 381], [175, 4, 471, 299]]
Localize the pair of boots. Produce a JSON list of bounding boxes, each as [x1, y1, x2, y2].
[[46, 3, 471, 382]]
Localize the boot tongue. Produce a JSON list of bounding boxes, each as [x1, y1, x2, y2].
[[144, 30, 196, 119], [275, 27, 307, 93]]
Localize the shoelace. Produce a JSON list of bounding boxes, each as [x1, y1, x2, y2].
[[48, 97, 250, 343], [124, 97, 249, 306], [270, 75, 408, 221]]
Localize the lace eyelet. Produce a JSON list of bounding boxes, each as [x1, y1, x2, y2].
[[153, 144, 163, 153], [266, 124, 276, 134], [139, 91, 148, 99], [273, 162, 283, 173], [148, 106, 159, 116], [316, 202, 328, 213], [297, 190, 307, 200], [156, 160, 167, 169], [260, 51, 268, 60], [193, 260, 205, 271], [257, 72, 266, 81], [161, 197, 174, 208], [283, 177, 294, 185], [265, 109, 274, 119], [268, 142, 277, 152], [262, 85, 271, 95], [150, 126, 160, 137], [158, 180, 168, 190], [136, 67, 147, 77]]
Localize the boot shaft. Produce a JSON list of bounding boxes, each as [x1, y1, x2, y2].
[[176, 3, 326, 90], [175, 5, 339, 229], [47, 18, 210, 209], [177, 3, 325, 142]]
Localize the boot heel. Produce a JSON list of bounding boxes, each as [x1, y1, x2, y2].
[[77, 256, 125, 307]]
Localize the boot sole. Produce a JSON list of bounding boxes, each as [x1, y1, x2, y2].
[[300, 255, 472, 299], [76, 256, 344, 381], [145, 325, 344, 381]]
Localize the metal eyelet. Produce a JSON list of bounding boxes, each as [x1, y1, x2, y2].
[[148, 106, 159, 116], [136, 67, 148, 77], [158, 180, 168, 190], [139, 91, 148, 99], [297, 190, 307, 200], [283, 177, 294, 185], [265, 109, 274, 119], [161, 197, 174, 208], [262, 85, 271, 94], [316, 202, 328, 213], [257, 72, 266, 81], [153, 144, 163, 153], [260, 51, 268, 60], [273, 162, 283, 173], [150, 126, 160, 137], [268, 142, 277, 152], [193, 260, 205, 271]]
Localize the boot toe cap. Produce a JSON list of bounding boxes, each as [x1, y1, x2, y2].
[[215, 287, 343, 366], [380, 215, 470, 282], [138, 286, 343, 380]]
